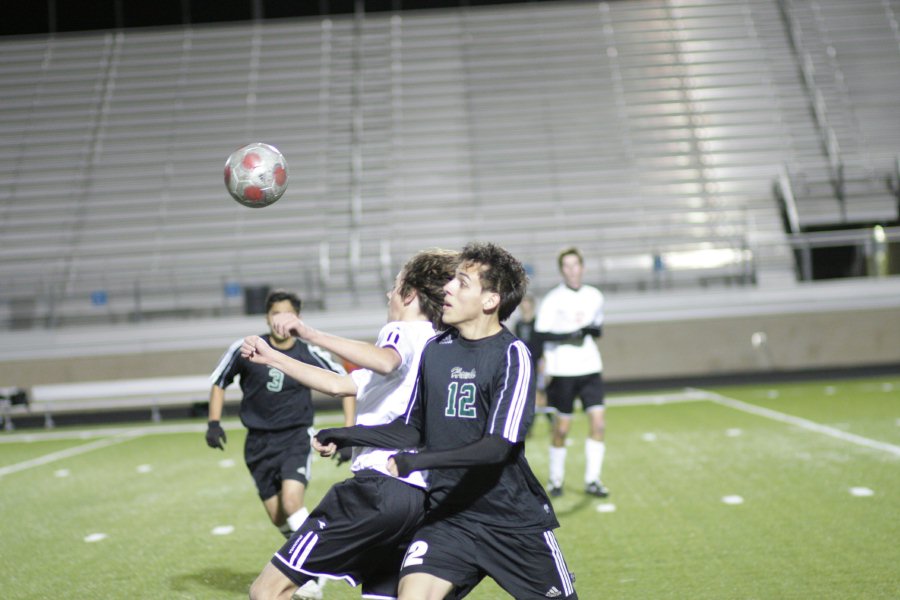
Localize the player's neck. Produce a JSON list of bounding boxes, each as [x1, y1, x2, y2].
[[269, 335, 296, 351], [396, 300, 429, 323], [455, 316, 502, 341]]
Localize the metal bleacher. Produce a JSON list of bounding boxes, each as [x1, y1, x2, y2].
[[1, 0, 897, 329]]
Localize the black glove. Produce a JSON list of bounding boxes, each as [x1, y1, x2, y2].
[[206, 420, 227, 450], [334, 446, 353, 466], [581, 325, 602, 338]]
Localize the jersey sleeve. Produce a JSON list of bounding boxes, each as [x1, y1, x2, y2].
[[487, 340, 533, 443], [209, 339, 243, 388]]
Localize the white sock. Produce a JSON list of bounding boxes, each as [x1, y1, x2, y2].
[[549, 446, 567, 487], [585, 438, 606, 484], [287, 507, 309, 533]]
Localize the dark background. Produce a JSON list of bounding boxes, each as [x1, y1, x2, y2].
[[2, 0, 560, 38]]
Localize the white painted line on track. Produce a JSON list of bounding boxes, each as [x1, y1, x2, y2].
[[693, 389, 900, 458], [0, 413, 349, 444], [0, 432, 142, 478]]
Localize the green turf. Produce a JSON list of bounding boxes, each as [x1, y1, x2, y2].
[[1, 377, 897, 599]]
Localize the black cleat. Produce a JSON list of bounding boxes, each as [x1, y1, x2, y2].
[[585, 481, 609, 498], [548, 485, 564, 498]]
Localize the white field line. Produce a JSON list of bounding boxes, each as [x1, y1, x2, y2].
[[0, 432, 142, 478], [0, 413, 350, 444], [693, 388, 900, 458]]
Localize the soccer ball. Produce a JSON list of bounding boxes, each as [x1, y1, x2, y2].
[[223, 142, 288, 208]]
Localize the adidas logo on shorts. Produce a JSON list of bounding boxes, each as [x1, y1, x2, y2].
[[545, 586, 562, 598]]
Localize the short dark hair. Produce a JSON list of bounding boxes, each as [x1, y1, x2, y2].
[[459, 242, 527, 322], [399, 249, 459, 330], [557, 247, 583, 271], [265, 289, 301, 314]]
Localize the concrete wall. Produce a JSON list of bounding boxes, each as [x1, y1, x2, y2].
[[2, 278, 899, 389]]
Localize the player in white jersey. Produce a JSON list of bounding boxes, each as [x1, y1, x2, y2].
[[535, 247, 609, 499], [245, 248, 459, 600]]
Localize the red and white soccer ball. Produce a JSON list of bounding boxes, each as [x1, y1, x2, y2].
[[223, 142, 288, 208]]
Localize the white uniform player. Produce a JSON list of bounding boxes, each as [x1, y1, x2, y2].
[[535, 247, 609, 499]]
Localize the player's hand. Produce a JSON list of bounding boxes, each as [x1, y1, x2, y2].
[[581, 325, 602, 338], [333, 446, 353, 466], [271, 313, 308, 339], [206, 420, 227, 450], [241, 335, 273, 364], [312, 434, 337, 458], [388, 452, 415, 477]]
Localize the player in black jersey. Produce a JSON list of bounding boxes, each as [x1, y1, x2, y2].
[[207, 289, 348, 547], [318, 243, 578, 600]]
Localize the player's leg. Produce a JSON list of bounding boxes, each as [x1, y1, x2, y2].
[[580, 373, 608, 498], [278, 427, 314, 536], [480, 527, 578, 600], [398, 573, 456, 600], [249, 562, 302, 600], [546, 376, 577, 496], [245, 430, 287, 528], [397, 521, 483, 600]]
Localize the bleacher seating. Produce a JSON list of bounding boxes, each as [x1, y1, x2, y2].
[[1, 0, 898, 329]]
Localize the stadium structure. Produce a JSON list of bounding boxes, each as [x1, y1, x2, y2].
[[1, 0, 899, 427]]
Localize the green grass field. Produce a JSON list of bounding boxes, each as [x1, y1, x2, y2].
[[2, 376, 898, 599]]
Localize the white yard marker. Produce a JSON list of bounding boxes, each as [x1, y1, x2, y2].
[[641, 433, 657, 442], [136, 464, 153, 473], [84, 533, 108, 543], [766, 390, 780, 399], [54, 469, 71, 478], [849, 487, 874, 497], [824, 386, 836, 395], [218, 459, 236, 468], [211, 525, 235, 536], [882, 383, 895, 393], [694, 389, 900, 458], [721, 495, 744, 505], [725, 428, 743, 437], [596, 503, 617, 513]]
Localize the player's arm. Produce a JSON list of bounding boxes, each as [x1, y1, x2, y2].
[[271, 313, 401, 375], [315, 416, 421, 450], [205, 385, 227, 450], [389, 435, 513, 477], [241, 335, 358, 397]]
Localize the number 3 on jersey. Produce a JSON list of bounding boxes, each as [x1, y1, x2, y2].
[[445, 382, 477, 418], [266, 368, 284, 392]]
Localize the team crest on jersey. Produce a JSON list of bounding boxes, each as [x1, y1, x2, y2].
[[450, 366, 476, 380]]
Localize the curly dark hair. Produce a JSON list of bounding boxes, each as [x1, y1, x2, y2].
[[459, 242, 528, 322], [398, 248, 460, 330], [265, 289, 301, 313]]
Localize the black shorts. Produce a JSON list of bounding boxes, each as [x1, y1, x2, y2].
[[244, 426, 313, 500], [400, 519, 577, 599], [271, 470, 427, 598], [546, 373, 605, 416]]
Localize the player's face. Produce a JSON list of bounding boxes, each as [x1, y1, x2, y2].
[[266, 300, 298, 343], [442, 263, 496, 326], [560, 254, 583, 289], [386, 270, 406, 321]]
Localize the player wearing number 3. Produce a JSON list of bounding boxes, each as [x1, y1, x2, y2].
[[207, 290, 348, 544], [317, 243, 578, 600]]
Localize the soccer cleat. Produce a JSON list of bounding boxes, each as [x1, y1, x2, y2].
[[548, 485, 564, 498], [585, 481, 609, 498], [292, 579, 323, 600]]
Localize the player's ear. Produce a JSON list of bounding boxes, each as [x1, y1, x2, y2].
[[403, 290, 417, 306], [483, 292, 500, 313]]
